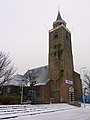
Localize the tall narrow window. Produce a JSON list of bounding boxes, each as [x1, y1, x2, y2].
[[54, 52, 56, 56], [54, 32, 58, 41], [66, 32, 68, 39], [54, 34, 58, 39]]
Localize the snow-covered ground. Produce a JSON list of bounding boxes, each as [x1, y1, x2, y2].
[[0, 103, 90, 120]]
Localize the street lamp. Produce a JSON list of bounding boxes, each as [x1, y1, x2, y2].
[[83, 87, 87, 108], [21, 79, 24, 104], [80, 67, 87, 108], [21, 83, 23, 104]]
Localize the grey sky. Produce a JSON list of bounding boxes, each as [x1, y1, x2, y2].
[[0, 0, 90, 74]]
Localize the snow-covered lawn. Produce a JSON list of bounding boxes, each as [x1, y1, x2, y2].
[[0, 103, 90, 120]]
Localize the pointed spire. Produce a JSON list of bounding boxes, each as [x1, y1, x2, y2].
[[53, 10, 66, 28], [56, 10, 62, 21]]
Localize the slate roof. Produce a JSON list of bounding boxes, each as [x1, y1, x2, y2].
[[24, 65, 48, 86], [34, 66, 48, 86]]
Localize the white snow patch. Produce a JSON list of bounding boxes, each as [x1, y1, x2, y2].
[[0, 103, 90, 120]]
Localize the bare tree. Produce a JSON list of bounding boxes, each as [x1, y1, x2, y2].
[[83, 71, 90, 95], [0, 51, 16, 87], [24, 67, 43, 86], [24, 67, 43, 102]]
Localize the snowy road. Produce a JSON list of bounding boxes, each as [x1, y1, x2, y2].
[[0, 103, 90, 120]]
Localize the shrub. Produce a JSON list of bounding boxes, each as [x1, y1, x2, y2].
[[0, 96, 20, 105]]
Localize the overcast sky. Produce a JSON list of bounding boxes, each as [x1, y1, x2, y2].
[[0, 0, 90, 74]]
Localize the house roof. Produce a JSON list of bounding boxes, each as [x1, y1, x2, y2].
[[4, 74, 28, 87]]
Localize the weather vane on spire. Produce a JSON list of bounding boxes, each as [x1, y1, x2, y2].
[[56, 5, 62, 20], [58, 5, 60, 13]]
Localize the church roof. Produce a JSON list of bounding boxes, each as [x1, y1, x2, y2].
[[34, 66, 48, 86], [24, 65, 48, 86], [56, 10, 62, 21]]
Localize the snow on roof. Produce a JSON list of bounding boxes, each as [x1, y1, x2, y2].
[[0, 76, 4, 84], [35, 67, 48, 86], [24, 65, 48, 86]]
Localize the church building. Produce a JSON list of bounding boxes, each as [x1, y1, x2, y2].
[[1, 11, 82, 104], [26, 10, 82, 103]]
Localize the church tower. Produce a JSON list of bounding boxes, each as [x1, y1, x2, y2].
[[49, 10, 74, 102]]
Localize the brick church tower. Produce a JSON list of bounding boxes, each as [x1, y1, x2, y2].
[[49, 10, 74, 102]]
